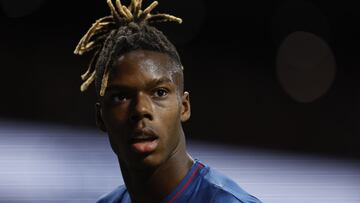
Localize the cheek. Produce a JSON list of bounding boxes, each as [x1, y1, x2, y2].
[[102, 107, 131, 146], [103, 108, 130, 156], [103, 106, 129, 129], [158, 106, 182, 139]]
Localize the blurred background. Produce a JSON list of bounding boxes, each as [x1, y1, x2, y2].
[[1, 0, 360, 202]]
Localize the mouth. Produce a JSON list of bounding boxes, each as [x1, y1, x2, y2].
[[129, 129, 159, 154]]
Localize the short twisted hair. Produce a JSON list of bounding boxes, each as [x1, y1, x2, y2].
[[74, 0, 183, 96]]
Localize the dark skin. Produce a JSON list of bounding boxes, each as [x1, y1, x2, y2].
[[96, 50, 193, 203]]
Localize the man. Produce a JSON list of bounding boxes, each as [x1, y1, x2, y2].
[[74, 0, 262, 202]]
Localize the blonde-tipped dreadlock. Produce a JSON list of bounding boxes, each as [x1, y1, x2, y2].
[[74, 0, 183, 96]]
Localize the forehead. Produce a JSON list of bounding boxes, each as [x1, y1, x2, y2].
[[109, 50, 176, 85]]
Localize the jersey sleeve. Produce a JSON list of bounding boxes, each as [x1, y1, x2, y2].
[[96, 185, 127, 203], [210, 188, 262, 203]]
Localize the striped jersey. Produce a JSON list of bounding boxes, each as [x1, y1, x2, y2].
[[97, 160, 261, 203]]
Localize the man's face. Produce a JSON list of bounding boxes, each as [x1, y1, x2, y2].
[[97, 50, 190, 169]]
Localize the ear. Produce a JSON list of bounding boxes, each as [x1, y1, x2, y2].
[[180, 91, 191, 122], [95, 102, 107, 132]]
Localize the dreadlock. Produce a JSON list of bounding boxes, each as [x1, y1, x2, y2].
[[74, 0, 183, 96]]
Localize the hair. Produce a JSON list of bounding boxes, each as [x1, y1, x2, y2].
[[74, 0, 183, 97]]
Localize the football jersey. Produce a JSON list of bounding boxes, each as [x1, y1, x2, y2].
[[97, 159, 261, 203]]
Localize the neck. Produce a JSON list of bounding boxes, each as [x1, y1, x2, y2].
[[119, 134, 194, 203]]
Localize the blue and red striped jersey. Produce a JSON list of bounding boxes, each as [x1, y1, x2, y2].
[[97, 160, 261, 203]]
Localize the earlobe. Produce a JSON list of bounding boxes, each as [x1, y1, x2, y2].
[[95, 102, 107, 132], [180, 91, 191, 122]]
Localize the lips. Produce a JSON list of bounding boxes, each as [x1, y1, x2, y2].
[[129, 129, 159, 154]]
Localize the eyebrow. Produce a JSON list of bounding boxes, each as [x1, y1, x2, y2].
[[107, 76, 174, 92], [147, 76, 174, 88]]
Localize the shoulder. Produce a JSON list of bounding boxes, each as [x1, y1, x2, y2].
[[200, 164, 262, 203], [210, 189, 261, 203], [96, 185, 127, 203]]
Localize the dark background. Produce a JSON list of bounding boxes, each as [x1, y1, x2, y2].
[[1, 0, 359, 158]]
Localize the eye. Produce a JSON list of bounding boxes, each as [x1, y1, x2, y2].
[[111, 93, 129, 103], [153, 88, 168, 98]]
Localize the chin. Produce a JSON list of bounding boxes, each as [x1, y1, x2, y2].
[[121, 151, 165, 171], [139, 152, 166, 168]]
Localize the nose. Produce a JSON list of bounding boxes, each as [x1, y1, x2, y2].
[[129, 92, 153, 123]]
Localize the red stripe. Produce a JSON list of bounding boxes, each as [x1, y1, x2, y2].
[[167, 163, 203, 203]]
